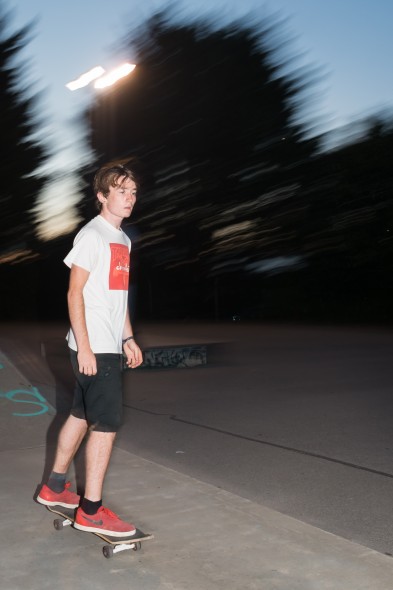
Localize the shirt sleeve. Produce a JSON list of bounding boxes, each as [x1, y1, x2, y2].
[[63, 228, 100, 271]]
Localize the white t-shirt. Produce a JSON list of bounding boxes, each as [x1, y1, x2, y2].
[[64, 215, 131, 354]]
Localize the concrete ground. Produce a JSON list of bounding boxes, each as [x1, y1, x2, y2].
[[1, 323, 393, 589]]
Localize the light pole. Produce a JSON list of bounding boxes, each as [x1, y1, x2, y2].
[[65, 62, 136, 160]]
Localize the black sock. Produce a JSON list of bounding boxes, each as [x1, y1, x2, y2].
[[47, 471, 66, 493], [81, 498, 102, 515]]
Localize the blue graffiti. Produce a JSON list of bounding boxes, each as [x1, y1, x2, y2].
[[0, 386, 49, 416]]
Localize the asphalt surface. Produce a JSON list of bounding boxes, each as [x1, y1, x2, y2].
[[120, 322, 393, 555], [1, 320, 393, 589]]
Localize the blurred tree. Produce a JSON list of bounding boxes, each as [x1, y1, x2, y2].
[[0, 6, 49, 320], [289, 115, 393, 321], [0, 7, 47, 260], [86, 10, 318, 318]]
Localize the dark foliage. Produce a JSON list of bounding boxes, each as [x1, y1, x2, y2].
[[78, 12, 393, 323], [0, 7, 47, 257], [86, 11, 318, 319]]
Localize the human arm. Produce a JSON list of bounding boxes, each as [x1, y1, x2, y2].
[[122, 307, 143, 369], [67, 264, 97, 375]]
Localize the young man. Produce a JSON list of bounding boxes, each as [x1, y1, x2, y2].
[[37, 163, 143, 537]]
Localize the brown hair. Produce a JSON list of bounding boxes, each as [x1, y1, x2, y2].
[[93, 163, 137, 210]]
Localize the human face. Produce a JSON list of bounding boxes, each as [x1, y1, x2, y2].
[[98, 176, 137, 228]]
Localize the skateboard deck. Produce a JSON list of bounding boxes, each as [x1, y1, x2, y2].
[[46, 505, 153, 558]]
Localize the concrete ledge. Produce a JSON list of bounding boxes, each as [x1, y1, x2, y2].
[[124, 344, 208, 370]]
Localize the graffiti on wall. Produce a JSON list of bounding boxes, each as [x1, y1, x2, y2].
[[124, 345, 207, 370]]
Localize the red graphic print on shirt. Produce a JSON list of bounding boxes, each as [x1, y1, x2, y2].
[[109, 243, 130, 290]]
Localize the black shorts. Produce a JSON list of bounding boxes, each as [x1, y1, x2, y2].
[[70, 351, 123, 433]]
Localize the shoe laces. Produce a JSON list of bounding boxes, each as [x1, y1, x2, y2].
[[64, 482, 72, 490], [100, 506, 118, 519]]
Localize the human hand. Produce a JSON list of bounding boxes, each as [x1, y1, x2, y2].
[[77, 348, 97, 376], [123, 339, 143, 369]]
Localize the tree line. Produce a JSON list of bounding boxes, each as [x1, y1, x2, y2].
[[1, 7, 392, 322]]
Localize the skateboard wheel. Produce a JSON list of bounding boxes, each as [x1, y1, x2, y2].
[[133, 542, 142, 551], [103, 545, 114, 559], [53, 519, 64, 530]]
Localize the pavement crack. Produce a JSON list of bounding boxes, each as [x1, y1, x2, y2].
[[171, 416, 393, 480], [123, 404, 393, 480]]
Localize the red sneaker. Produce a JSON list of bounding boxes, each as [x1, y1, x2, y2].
[[37, 482, 80, 509], [74, 506, 136, 537]]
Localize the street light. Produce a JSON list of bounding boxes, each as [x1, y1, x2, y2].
[[94, 63, 136, 89], [66, 63, 136, 91], [65, 61, 137, 162], [66, 66, 105, 91]]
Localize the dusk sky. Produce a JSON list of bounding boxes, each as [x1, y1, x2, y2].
[[5, 0, 393, 239]]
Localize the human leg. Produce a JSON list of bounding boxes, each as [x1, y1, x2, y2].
[[73, 430, 136, 536], [84, 430, 116, 501], [37, 415, 87, 508], [72, 355, 135, 536], [52, 414, 88, 474], [47, 351, 89, 478], [79, 353, 123, 501]]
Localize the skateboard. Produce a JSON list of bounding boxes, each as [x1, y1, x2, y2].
[[46, 505, 153, 558]]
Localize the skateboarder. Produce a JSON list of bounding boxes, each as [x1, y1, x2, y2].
[[37, 163, 143, 537]]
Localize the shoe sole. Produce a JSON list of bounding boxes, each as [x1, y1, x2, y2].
[[37, 496, 79, 509], [74, 521, 137, 537]]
